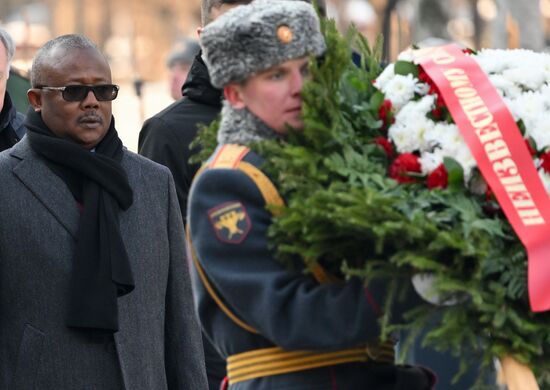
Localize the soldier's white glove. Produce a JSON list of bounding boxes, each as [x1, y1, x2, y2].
[[411, 273, 466, 306]]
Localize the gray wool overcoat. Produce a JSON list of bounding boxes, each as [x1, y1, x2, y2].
[[0, 137, 208, 390]]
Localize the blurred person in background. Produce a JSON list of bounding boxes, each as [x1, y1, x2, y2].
[[166, 38, 201, 100], [0, 27, 25, 152], [139, 3, 253, 389], [139, 0, 252, 227]]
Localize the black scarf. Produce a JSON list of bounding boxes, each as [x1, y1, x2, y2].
[[25, 109, 134, 333]]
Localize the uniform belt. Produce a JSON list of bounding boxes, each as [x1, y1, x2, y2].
[[226, 342, 395, 385]]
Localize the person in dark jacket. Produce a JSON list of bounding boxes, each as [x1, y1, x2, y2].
[[0, 28, 25, 152], [187, 1, 436, 389], [138, 51, 221, 223], [139, 2, 254, 389], [139, 0, 255, 225]]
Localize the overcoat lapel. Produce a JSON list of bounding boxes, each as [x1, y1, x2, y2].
[[10, 138, 80, 239]]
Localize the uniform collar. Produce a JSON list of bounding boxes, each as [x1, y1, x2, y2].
[[217, 101, 278, 145]]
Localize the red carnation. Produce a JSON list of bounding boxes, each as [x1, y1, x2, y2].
[[418, 67, 431, 84], [426, 164, 448, 189], [436, 93, 446, 107], [431, 107, 443, 120], [374, 136, 394, 158], [378, 99, 394, 128], [540, 151, 550, 174], [389, 153, 422, 183]]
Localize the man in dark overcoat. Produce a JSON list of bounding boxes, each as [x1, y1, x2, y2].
[[0, 34, 207, 390]]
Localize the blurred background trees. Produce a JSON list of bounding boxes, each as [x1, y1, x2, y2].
[[2, 0, 548, 150]]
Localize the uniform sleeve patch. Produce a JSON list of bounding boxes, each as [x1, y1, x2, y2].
[[208, 201, 252, 244]]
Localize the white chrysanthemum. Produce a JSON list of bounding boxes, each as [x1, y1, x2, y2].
[[510, 91, 547, 131], [473, 49, 510, 74], [453, 143, 477, 181], [386, 47, 550, 191], [419, 119, 476, 180], [380, 74, 419, 110], [538, 169, 550, 194], [501, 97, 520, 122], [389, 95, 436, 152], [529, 119, 550, 150], [421, 148, 476, 182], [414, 82, 430, 96], [502, 67, 545, 91], [419, 150, 444, 175], [540, 82, 550, 97], [488, 74, 521, 99], [374, 63, 395, 90], [541, 59, 550, 84], [424, 122, 460, 150], [397, 49, 415, 62], [389, 118, 434, 153]]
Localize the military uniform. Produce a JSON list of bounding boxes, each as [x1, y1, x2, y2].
[[188, 1, 436, 388], [187, 144, 435, 390]]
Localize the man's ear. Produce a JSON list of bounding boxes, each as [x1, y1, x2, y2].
[[196, 26, 203, 37], [27, 89, 42, 112], [224, 84, 246, 109]]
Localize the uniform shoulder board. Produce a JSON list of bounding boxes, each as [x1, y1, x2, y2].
[[209, 144, 250, 169]]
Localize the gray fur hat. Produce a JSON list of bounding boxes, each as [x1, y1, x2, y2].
[[200, 0, 326, 88]]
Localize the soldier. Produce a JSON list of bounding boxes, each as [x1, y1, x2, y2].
[[187, 1, 436, 389]]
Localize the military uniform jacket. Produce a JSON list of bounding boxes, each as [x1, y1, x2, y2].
[[187, 144, 435, 390]]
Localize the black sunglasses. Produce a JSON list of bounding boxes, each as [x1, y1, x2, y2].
[[37, 84, 120, 102]]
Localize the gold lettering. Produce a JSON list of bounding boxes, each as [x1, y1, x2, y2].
[[464, 107, 490, 126], [459, 95, 485, 111], [493, 158, 518, 178], [500, 175, 522, 185], [501, 177, 545, 225], [464, 105, 487, 117], [506, 184, 528, 194], [432, 49, 455, 65], [518, 208, 542, 218], [485, 139, 511, 161], [518, 208, 545, 225], [504, 183, 531, 200], [512, 199, 536, 209], [455, 87, 477, 99], [522, 216, 546, 226], [450, 79, 470, 88], [469, 110, 494, 129], [442, 68, 465, 78], [434, 56, 547, 228], [476, 122, 501, 143]]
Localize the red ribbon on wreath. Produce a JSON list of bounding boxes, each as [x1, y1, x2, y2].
[[413, 44, 550, 312]]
